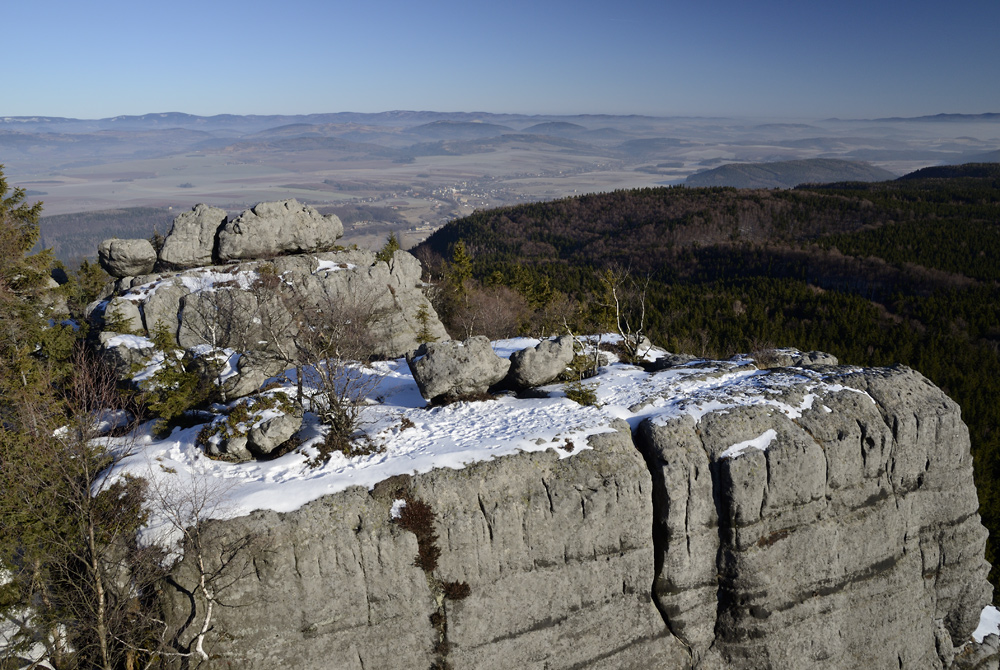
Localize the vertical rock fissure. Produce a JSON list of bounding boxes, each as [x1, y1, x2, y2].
[[629, 421, 696, 664], [393, 490, 471, 670]]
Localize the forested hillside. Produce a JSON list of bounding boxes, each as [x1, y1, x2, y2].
[[685, 158, 895, 188], [414, 163, 1000, 584]]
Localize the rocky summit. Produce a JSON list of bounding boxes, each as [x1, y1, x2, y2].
[[135, 349, 997, 669], [100, 199, 345, 276]]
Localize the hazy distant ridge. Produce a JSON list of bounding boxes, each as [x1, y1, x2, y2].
[[685, 158, 896, 188]]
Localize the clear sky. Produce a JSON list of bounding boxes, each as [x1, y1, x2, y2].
[[7, 0, 1000, 119]]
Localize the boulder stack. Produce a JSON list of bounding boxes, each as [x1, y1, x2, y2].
[[97, 199, 343, 278]]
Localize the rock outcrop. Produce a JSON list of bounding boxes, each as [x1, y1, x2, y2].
[[217, 199, 343, 262], [166, 421, 685, 669], [637, 365, 991, 668], [92, 200, 448, 385], [162, 362, 997, 669], [89, 247, 449, 394], [97, 199, 344, 277]]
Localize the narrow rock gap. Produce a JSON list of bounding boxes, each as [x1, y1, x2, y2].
[[629, 420, 697, 664]]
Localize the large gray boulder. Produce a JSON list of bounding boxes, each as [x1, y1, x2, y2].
[[406, 336, 511, 401], [247, 411, 303, 457], [216, 200, 343, 262], [158, 204, 228, 269], [98, 238, 157, 278], [505, 336, 575, 389]]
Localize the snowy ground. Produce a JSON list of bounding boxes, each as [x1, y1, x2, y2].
[[108, 338, 867, 530]]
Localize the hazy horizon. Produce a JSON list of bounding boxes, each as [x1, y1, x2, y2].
[[8, 0, 1000, 120]]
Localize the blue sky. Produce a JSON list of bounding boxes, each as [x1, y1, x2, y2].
[[7, 0, 1000, 119]]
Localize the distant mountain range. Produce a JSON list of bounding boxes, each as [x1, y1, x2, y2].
[[685, 158, 896, 188], [851, 112, 1000, 123]]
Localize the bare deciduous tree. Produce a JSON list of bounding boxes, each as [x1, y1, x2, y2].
[[599, 266, 652, 362], [144, 472, 259, 668]]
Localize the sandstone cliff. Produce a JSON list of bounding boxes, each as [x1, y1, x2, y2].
[[157, 358, 997, 669]]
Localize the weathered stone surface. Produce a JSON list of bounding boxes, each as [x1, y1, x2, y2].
[[139, 280, 188, 340], [101, 296, 143, 334], [792, 350, 838, 366], [158, 204, 228, 269], [207, 434, 252, 462], [177, 288, 261, 350], [160, 363, 995, 669], [247, 411, 302, 456], [216, 199, 343, 262], [98, 331, 155, 378], [98, 238, 157, 278], [89, 249, 447, 382], [406, 336, 511, 401], [505, 335, 575, 389], [221, 352, 289, 400], [165, 421, 685, 669], [646, 352, 698, 371], [636, 365, 992, 669]]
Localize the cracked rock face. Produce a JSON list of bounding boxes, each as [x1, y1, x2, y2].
[[162, 363, 995, 669], [637, 365, 992, 669]]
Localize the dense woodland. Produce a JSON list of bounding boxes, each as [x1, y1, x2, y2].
[[414, 163, 1000, 585]]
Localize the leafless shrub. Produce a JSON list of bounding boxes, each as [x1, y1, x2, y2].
[[286, 284, 393, 465], [451, 284, 530, 340]]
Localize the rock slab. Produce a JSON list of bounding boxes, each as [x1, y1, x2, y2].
[[216, 199, 343, 262]]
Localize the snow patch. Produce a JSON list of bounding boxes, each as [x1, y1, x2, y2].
[[390, 498, 407, 519], [974, 605, 1000, 643], [720, 429, 778, 460], [315, 260, 356, 274], [104, 343, 878, 542], [105, 333, 154, 350]]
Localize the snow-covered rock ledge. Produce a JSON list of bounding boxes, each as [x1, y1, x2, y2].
[[121, 345, 995, 669]]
